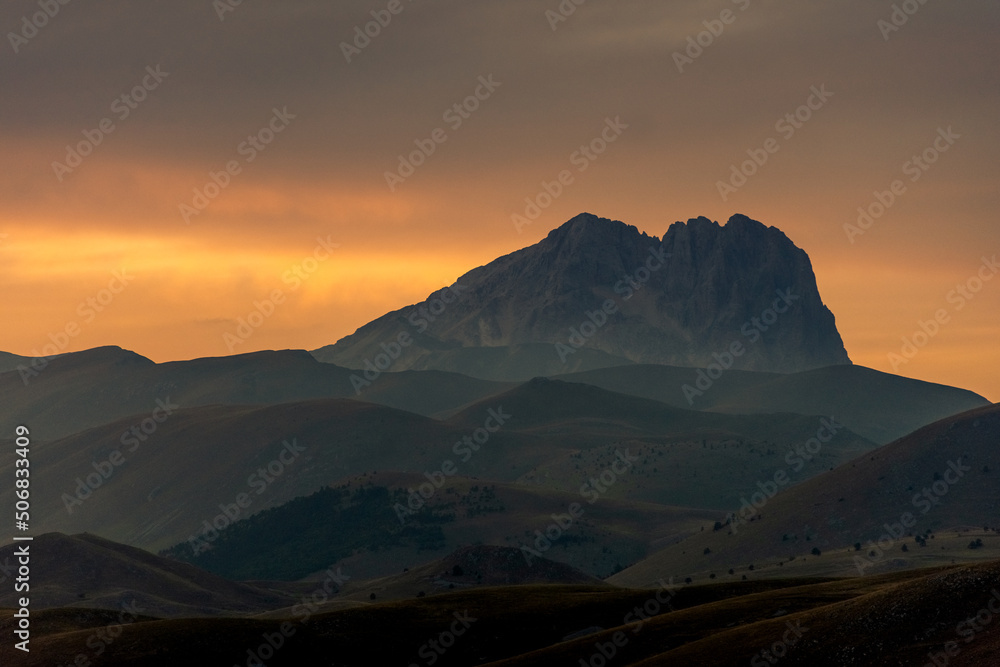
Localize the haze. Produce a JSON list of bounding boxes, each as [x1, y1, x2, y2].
[[1, 0, 997, 399]]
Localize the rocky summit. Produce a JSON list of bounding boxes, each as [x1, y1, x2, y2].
[[313, 213, 851, 378]]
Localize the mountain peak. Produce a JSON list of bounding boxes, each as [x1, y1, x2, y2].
[[726, 212, 767, 229], [550, 211, 621, 232], [543, 212, 650, 249], [319, 213, 851, 375], [45, 345, 154, 371], [668, 213, 774, 240]]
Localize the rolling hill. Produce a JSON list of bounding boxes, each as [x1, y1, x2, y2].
[[0, 345, 512, 441], [4, 561, 998, 666], [553, 363, 990, 444], [161, 472, 718, 581], [610, 402, 1000, 587], [0, 533, 295, 617], [0, 378, 879, 556]]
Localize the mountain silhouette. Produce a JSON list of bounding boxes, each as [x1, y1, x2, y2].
[[314, 213, 850, 377]]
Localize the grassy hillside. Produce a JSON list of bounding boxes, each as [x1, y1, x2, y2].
[[611, 403, 1000, 586], [161, 472, 716, 580], [4, 562, 998, 666], [554, 363, 989, 443]]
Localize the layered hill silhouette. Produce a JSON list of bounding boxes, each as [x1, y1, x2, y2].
[[0, 533, 295, 617], [3, 379, 879, 557], [4, 399, 484, 552], [3, 211, 995, 666], [314, 213, 852, 378], [159, 471, 718, 581], [4, 344, 982, 449], [552, 363, 989, 444], [0, 345, 512, 441], [267, 544, 607, 610], [611, 402, 1000, 587]]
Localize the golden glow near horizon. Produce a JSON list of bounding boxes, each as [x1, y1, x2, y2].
[[1, 2, 997, 401]]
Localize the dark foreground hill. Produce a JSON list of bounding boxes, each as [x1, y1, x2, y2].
[[2, 561, 997, 666]]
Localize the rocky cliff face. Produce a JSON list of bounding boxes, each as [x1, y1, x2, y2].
[[313, 213, 851, 377]]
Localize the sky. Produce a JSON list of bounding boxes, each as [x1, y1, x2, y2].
[[1, 0, 998, 400]]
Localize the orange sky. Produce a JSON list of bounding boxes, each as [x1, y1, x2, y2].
[[1, 1, 997, 401]]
